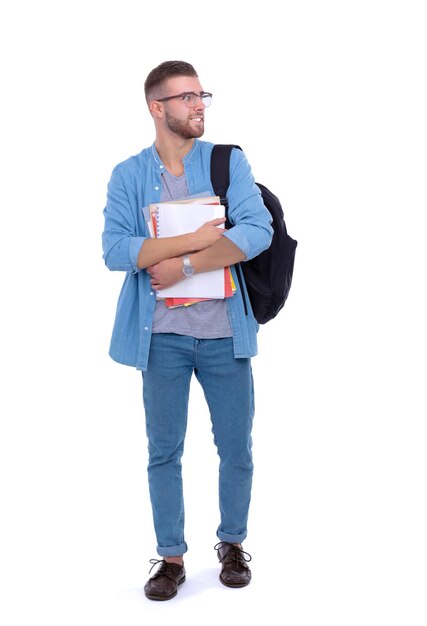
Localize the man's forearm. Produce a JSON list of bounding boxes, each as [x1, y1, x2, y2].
[[145, 236, 246, 291], [191, 237, 246, 273], [137, 217, 227, 269], [137, 234, 195, 269]]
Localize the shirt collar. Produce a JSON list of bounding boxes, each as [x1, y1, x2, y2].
[[150, 139, 199, 171]]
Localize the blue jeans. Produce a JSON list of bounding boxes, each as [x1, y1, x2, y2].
[[142, 334, 255, 557]]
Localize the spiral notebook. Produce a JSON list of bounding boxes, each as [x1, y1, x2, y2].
[[154, 202, 226, 299]]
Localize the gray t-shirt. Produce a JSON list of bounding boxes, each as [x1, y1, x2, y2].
[[151, 170, 232, 339]]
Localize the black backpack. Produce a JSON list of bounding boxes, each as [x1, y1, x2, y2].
[[210, 144, 298, 324]]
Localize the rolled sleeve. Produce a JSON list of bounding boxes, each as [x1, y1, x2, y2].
[[129, 236, 145, 273], [102, 165, 146, 272], [224, 150, 273, 260]]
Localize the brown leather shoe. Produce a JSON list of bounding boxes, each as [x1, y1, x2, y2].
[[144, 559, 186, 601], [214, 542, 252, 588]]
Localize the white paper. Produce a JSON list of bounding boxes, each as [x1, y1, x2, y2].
[[156, 203, 225, 299]]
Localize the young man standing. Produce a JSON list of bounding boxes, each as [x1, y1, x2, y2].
[[102, 61, 273, 601]]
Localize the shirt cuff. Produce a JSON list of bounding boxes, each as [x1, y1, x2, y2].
[[129, 236, 145, 273], [223, 229, 250, 260]]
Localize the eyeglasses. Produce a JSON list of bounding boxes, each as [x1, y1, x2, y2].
[[156, 91, 213, 108]]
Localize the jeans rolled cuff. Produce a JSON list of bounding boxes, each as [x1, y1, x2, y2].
[[216, 529, 247, 544], [157, 541, 188, 557]]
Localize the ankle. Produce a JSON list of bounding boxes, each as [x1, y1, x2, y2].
[[164, 556, 184, 566]]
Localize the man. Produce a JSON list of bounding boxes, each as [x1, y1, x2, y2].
[[102, 61, 273, 601]]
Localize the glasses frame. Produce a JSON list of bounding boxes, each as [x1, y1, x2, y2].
[[156, 91, 213, 107]]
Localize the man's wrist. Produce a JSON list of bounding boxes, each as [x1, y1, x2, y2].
[[186, 232, 198, 252], [182, 255, 195, 278]]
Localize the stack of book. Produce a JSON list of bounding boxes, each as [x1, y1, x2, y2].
[[142, 195, 235, 308]]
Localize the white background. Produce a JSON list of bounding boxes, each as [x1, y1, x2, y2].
[[1, 1, 426, 624]]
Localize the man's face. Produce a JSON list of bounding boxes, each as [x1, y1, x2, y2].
[[160, 76, 206, 139]]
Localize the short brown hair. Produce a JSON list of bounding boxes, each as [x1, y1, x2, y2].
[[144, 60, 198, 102]]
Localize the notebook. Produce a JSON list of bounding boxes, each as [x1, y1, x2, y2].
[[155, 202, 226, 299]]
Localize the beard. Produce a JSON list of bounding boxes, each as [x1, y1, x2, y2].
[[165, 110, 205, 139]]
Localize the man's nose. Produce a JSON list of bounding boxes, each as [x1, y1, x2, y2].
[[194, 95, 205, 110]]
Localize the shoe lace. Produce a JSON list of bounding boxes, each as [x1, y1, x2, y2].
[[214, 542, 252, 564], [147, 558, 182, 579]]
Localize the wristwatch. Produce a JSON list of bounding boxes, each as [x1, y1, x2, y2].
[[182, 255, 195, 278]]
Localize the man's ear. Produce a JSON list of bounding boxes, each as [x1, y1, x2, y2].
[[149, 100, 164, 118]]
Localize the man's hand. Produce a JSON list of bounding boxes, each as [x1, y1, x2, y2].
[[146, 257, 184, 291], [192, 217, 226, 250]]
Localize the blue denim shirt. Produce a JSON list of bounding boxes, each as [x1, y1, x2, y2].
[[102, 139, 273, 370]]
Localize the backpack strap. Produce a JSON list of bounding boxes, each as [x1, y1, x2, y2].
[[210, 144, 248, 316], [210, 144, 242, 226]]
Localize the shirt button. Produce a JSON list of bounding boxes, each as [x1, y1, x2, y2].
[[154, 186, 159, 190], [144, 326, 149, 331], [160, 165, 164, 169], [150, 291, 154, 296]]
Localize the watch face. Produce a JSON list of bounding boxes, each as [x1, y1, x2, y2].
[[182, 257, 195, 277]]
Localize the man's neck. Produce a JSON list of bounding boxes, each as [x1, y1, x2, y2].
[[155, 136, 195, 177]]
